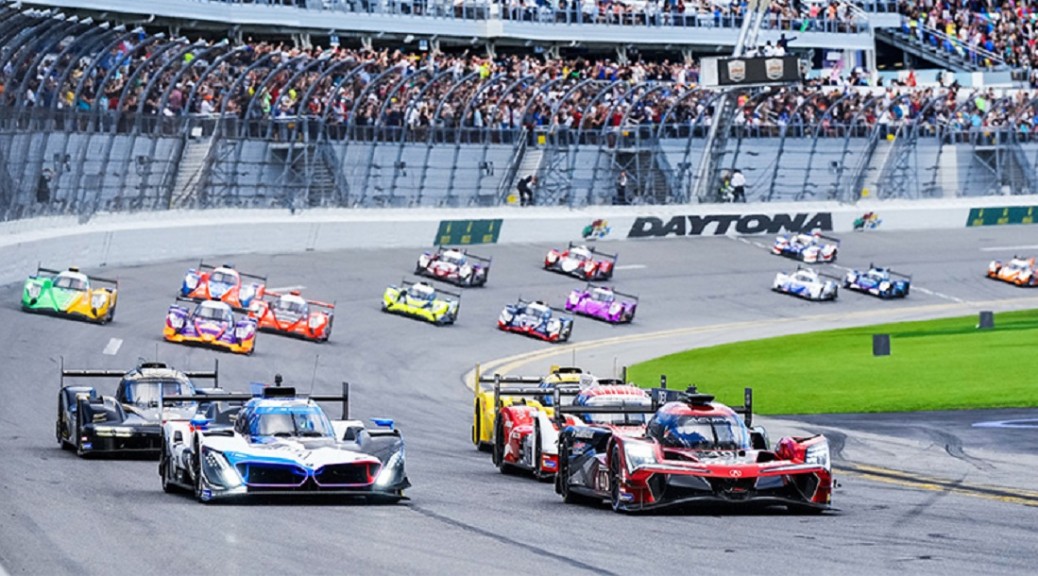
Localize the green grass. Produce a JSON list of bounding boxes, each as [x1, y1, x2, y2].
[[627, 310, 1038, 415]]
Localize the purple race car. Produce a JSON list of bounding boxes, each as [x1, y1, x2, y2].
[[564, 283, 637, 324], [163, 298, 257, 355]]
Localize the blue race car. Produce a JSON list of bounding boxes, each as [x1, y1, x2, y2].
[[843, 264, 911, 298], [497, 298, 574, 343]]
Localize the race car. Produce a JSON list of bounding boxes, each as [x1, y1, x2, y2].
[[415, 246, 491, 287], [843, 264, 911, 298], [179, 262, 266, 310], [544, 242, 617, 281], [471, 365, 591, 453], [159, 382, 410, 503], [381, 279, 460, 325], [987, 256, 1038, 286], [491, 376, 651, 480], [250, 290, 334, 342], [498, 298, 574, 342], [772, 266, 839, 301], [164, 298, 258, 355], [565, 283, 638, 323], [22, 265, 118, 324], [555, 384, 834, 513], [56, 361, 219, 457], [772, 231, 839, 263]]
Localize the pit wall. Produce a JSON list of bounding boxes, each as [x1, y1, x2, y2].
[[3, 195, 1036, 285]]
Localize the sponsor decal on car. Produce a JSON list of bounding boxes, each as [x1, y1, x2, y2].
[[627, 212, 833, 238], [967, 206, 1037, 227]]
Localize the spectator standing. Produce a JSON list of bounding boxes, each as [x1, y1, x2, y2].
[[517, 174, 537, 206], [730, 169, 746, 202], [616, 170, 628, 205]]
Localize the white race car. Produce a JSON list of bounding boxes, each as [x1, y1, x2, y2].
[[772, 266, 839, 301], [159, 383, 409, 503]]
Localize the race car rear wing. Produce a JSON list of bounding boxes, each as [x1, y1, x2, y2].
[[197, 261, 268, 283], [60, 359, 219, 389], [437, 246, 493, 267], [262, 291, 336, 310], [584, 282, 638, 303], [568, 241, 618, 262], [163, 381, 352, 420], [814, 233, 841, 245], [868, 264, 912, 281], [794, 265, 844, 283], [402, 278, 462, 301], [491, 375, 586, 410], [515, 297, 571, 316], [37, 265, 119, 287]]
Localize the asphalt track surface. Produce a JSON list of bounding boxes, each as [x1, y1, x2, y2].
[[1, 227, 1037, 575]]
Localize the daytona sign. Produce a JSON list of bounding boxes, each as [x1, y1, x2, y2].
[[627, 212, 833, 238]]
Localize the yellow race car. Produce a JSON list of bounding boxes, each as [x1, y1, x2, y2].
[[471, 365, 591, 451], [22, 266, 118, 324], [381, 279, 460, 325]]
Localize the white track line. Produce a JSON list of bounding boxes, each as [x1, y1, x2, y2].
[[614, 264, 646, 270], [980, 245, 1038, 252], [267, 285, 306, 293], [102, 338, 122, 356]]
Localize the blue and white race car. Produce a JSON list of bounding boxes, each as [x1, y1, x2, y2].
[[772, 266, 839, 301], [843, 265, 911, 299], [497, 298, 574, 343], [159, 383, 409, 503], [772, 232, 839, 263]]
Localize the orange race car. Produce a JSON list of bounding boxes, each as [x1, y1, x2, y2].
[[987, 256, 1038, 286], [179, 262, 267, 309], [249, 290, 335, 342]]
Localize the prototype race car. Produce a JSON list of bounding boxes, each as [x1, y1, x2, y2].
[[381, 279, 460, 325], [843, 264, 911, 298], [471, 365, 589, 452], [987, 256, 1038, 287], [498, 298, 574, 342], [250, 290, 335, 342], [164, 298, 258, 355], [772, 232, 839, 263], [415, 246, 491, 287], [22, 265, 118, 323], [159, 382, 410, 503], [544, 242, 617, 281], [180, 262, 267, 310], [772, 266, 839, 301], [492, 376, 651, 480], [565, 283, 638, 323], [56, 361, 219, 457], [555, 383, 833, 513]]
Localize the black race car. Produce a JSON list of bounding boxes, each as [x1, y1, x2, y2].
[[56, 361, 220, 457]]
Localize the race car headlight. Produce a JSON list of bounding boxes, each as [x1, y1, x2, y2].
[[609, 303, 622, 314], [805, 443, 830, 471], [235, 324, 254, 339], [374, 449, 405, 489], [499, 310, 513, 323], [624, 442, 657, 473], [27, 283, 41, 298], [879, 281, 891, 291], [460, 264, 472, 278], [547, 319, 561, 332], [240, 285, 255, 299], [167, 313, 184, 329], [91, 292, 108, 308], [308, 315, 323, 329], [184, 274, 199, 290], [201, 447, 242, 489], [418, 254, 430, 267]]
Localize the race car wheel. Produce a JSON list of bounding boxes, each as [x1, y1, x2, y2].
[[160, 447, 176, 494], [321, 317, 334, 342], [74, 411, 87, 457], [192, 438, 206, 503], [532, 420, 546, 481], [493, 419, 509, 473], [557, 443, 593, 505], [609, 445, 624, 513]]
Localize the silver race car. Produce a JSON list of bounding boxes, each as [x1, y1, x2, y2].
[[772, 266, 839, 301]]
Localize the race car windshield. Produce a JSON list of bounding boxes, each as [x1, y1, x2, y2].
[[1009, 261, 1028, 271], [526, 304, 551, 318], [867, 270, 888, 281], [408, 286, 435, 300], [123, 380, 190, 407], [591, 289, 614, 302], [54, 276, 87, 290], [248, 408, 333, 438], [275, 298, 307, 314], [210, 271, 236, 284], [196, 305, 232, 322], [442, 253, 465, 266], [654, 414, 749, 451], [569, 249, 590, 261]]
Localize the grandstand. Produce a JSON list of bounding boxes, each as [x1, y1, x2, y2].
[[0, 0, 1036, 220]]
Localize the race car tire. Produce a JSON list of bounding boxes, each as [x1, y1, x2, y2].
[[557, 442, 595, 505], [321, 317, 334, 343], [160, 446, 176, 494], [609, 445, 624, 513], [472, 402, 480, 447], [493, 419, 511, 473], [192, 438, 207, 503], [532, 420, 547, 482], [74, 411, 87, 458]]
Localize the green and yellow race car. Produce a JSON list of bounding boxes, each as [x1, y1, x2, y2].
[[22, 265, 118, 324], [381, 279, 460, 325]]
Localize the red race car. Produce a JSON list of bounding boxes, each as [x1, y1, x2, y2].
[[491, 373, 651, 480], [249, 290, 334, 342], [179, 262, 267, 310], [544, 242, 617, 281], [555, 383, 834, 513]]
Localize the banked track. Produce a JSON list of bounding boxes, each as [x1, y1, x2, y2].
[[1, 227, 1036, 575]]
